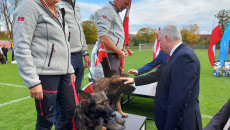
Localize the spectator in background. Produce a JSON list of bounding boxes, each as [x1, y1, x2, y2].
[[0, 46, 2, 54], [10, 41, 15, 61], [0, 46, 6, 64], [2, 45, 8, 62]]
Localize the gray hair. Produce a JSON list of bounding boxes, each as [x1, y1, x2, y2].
[[159, 25, 182, 42]]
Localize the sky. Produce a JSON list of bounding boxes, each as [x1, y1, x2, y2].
[[77, 0, 230, 34]]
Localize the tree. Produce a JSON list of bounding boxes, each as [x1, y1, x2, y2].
[[82, 20, 97, 44], [0, 0, 21, 40], [215, 9, 230, 31], [90, 10, 99, 24], [181, 24, 200, 45], [134, 27, 157, 45], [181, 28, 189, 44]]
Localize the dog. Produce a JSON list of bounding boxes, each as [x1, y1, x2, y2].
[[75, 89, 125, 130], [92, 73, 136, 117], [75, 89, 114, 130]]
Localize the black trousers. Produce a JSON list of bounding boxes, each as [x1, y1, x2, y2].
[[35, 74, 75, 130], [101, 53, 121, 77], [12, 52, 14, 61], [3, 53, 7, 61]]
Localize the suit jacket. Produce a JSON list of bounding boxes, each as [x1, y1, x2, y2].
[[154, 43, 202, 130]]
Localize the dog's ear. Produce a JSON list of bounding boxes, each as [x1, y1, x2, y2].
[[77, 89, 91, 99]]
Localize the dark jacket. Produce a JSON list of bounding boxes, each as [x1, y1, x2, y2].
[[204, 99, 230, 130], [156, 43, 202, 130]]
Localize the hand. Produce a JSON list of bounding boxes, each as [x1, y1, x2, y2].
[[128, 69, 138, 75], [30, 84, 43, 100], [70, 74, 76, 82], [120, 77, 134, 84], [123, 48, 128, 57], [84, 55, 91, 68], [118, 51, 125, 60]]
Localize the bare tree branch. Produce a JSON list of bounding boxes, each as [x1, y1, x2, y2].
[[0, 0, 21, 39]]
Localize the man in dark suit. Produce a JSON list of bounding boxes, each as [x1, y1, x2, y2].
[[121, 25, 202, 130]]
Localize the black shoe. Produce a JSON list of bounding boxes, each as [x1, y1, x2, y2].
[[106, 118, 125, 130]]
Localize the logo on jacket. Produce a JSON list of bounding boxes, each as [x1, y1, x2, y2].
[[102, 16, 107, 19], [18, 17, 24, 21]]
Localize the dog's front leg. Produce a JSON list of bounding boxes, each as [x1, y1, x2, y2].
[[116, 94, 128, 117], [95, 118, 105, 130]]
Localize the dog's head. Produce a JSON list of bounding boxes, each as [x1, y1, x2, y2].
[[77, 89, 115, 120], [106, 73, 136, 101]]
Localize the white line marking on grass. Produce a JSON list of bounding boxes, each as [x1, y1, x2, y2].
[[0, 96, 30, 107], [201, 114, 213, 119], [0, 83, 27, 88]]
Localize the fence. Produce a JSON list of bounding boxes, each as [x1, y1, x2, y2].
[[0, 41, 11, 48]]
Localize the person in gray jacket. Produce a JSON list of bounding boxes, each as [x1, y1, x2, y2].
[[54, 0, 91, 128], [93, 0, 131, 78], [56, 0, 90, 89], [13, 0, 75, 129]]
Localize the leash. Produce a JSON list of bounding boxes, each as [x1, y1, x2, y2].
[[70, 66, 93, 130], [69, 81, 79, 130], [70, 81, 79, 105]]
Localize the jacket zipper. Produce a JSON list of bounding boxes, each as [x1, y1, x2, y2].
[[116, 38, 119, 46], [48, 44, 55, 67], [68, 32, 71, 42], [73, 7, 83, 51]]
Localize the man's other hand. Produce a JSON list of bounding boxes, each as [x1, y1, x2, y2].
[[30, 84, 43, 100], [84, 55, 91, 68], [128, 69, 138, 75]]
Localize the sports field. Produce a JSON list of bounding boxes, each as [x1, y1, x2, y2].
[[0, 49, 230, 129]]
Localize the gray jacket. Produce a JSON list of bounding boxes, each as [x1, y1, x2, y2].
[[95, 2, 125, 53], [13, 0, 74, 88], [56, 0, 88, 55]]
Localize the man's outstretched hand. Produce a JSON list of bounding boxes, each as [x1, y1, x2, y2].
[[120, 77, 134, 84]]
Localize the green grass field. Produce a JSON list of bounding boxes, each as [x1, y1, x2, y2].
[[0, 49, 230, 130]]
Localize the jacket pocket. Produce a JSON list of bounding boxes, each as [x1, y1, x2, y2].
[[48, 44, 55, 67]]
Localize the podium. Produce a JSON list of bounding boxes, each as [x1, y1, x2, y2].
[[116, 112, 146, 130]]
